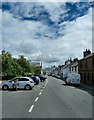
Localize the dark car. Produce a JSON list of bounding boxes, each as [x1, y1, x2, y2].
[[29, 76, 39, 85], [34, 74, 47, 82]]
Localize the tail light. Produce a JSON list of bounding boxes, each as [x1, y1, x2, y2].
[[30, 80, 33, 83]]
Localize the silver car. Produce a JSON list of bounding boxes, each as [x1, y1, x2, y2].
[[2, 77, 34, 90]]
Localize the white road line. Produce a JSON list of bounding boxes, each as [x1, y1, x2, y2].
[[28, 105, 34, 112], [35, 97, 39, 102], [39, 92, 41, 95], [41, 89, 43, 92], [44, 80, 48, 87]]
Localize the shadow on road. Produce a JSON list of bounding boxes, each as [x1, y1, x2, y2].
[[0, 88, 33, 92], [62, 83, 94, 96]]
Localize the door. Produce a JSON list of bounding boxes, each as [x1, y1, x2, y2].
[[18, 78, 29, 89]]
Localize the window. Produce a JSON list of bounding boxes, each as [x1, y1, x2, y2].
[[92, 73, 94, 85], [87, 73, 89, 81], [75, 66, 76, 71], [92, 57, 94, 68], [85, 60, 87, 68], [19, 78, 29, 81], [84, 73, 86, 83], [80, 61, 83, 68]]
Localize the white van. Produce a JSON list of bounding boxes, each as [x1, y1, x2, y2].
[[65, 73, 80, 86]]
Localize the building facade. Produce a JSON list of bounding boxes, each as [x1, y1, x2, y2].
[[71, 58, 78, 74], [78, 50, 94, 86], [29, 61, 43, 75], [62, 59, 72, 77]]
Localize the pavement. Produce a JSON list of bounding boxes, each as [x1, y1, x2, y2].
[[1, 76, 93, 119], [81, 83, 94, 90]]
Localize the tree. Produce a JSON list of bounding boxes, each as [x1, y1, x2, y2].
[[2, 50, 13, 76], [1, 50, 41, 79], [17, 55, 34, 75]]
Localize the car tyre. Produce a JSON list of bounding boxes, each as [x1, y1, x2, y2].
[[2, 85, 9, 90], [76, 84, 80, 87], [25, 85, 31, 90]]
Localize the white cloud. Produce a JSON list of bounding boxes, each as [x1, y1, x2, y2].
[[1, 0, 81, 2], [2, 3, 92, 68], [0, 10, 2, 52]]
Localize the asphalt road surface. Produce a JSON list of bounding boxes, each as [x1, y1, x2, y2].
[[2, 76, 92, 118]]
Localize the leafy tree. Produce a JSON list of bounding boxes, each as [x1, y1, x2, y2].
[[17, 55, 33, 75], [1, 50, 42, 79], [2, 50, 13, 76]]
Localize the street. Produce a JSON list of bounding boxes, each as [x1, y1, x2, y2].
[[2, 76, 92, 118]]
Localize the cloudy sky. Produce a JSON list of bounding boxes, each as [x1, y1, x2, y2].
[[1, 1, 94, 68]]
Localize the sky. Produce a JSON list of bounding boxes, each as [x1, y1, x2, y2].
[[0, 1, 94, 68]]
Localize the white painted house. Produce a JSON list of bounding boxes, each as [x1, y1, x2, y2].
[[71, 60, 78, 74], [62, 59, 72, 78]]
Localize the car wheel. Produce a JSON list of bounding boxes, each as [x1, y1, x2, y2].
[[65, 81, 68, 85], [25, 85, 31, 90], [2, 85, 9, 90], [76, 84, 80, 87]]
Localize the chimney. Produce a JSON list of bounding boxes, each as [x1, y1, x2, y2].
[[83, 49, 91, 58]]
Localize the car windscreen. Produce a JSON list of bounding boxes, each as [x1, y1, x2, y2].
[[69, 74, 80, 79]]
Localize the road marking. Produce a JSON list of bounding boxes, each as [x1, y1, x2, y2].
[[28, 105, 34, 112], [41, 89, 43, 92], [35, 97, 39, 102], [39, 92, 41, 95], [44, 80, 48, 87]]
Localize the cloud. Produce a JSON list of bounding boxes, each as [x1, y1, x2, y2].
[[1, 0, 81, 2], [0, 9, 2, 52], [2, 3, 93, 68]]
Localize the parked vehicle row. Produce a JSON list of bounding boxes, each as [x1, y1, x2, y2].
[[34, 74, 47, 82], [49, 73, 81, 87], [2, 75, 47, 91]]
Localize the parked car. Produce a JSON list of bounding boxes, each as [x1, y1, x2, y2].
[[65, 73, 81, 86], [55, 74, 61, 79], [2, 77, 34, 90], [52, 74, 56, 77], [48, 73, 52, 76], [34, 74, 47, 82], [30, 76, 39, 85]]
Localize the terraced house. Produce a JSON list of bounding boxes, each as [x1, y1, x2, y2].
[[78, 49, 94, 86]]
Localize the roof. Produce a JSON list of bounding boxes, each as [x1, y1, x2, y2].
[[63, 63, 71, 69], [71, 61, 78, 67], [79, 52, 94, 61]]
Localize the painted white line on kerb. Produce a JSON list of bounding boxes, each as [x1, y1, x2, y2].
[[76, 89, 88, 94], [39, 92, 41, 95], [29, 105, 34, 112], [35, 97, 39, 102]]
